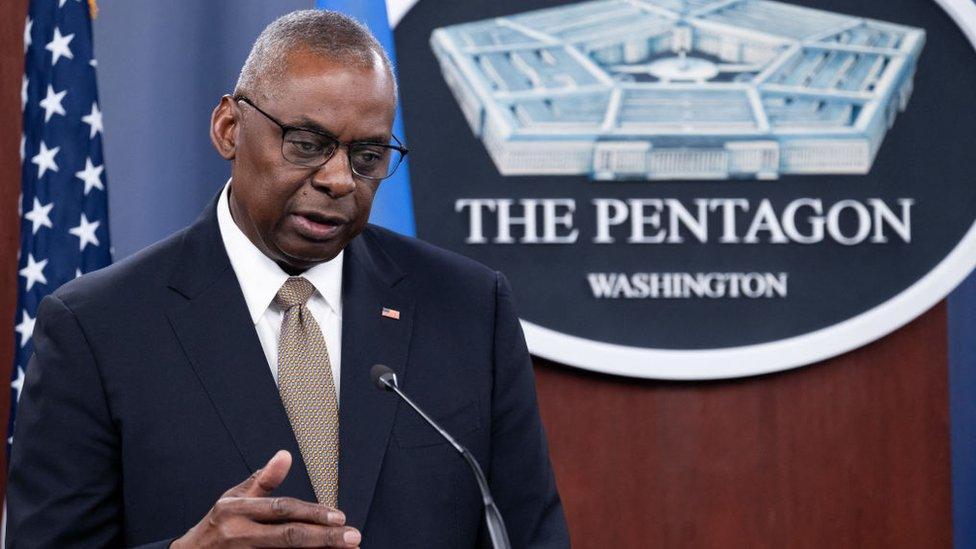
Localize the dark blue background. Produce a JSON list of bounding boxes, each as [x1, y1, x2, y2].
[[93, 0, 308, 260], [397, 0, 976, 349]]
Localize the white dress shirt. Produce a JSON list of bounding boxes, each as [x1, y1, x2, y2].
[[216, 182, 343, 396]]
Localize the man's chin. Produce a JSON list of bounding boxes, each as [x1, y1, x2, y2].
[[273, 242, 342, 272]]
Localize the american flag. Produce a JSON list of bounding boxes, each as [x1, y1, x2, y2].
[[8, 0, 111, 446]]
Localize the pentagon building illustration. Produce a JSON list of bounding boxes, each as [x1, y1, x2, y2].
[[429, 0, 925, 180]]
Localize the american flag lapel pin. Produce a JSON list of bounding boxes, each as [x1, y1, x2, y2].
[[381, 307, 401, 320]]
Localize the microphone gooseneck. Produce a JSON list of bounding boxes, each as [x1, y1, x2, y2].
[[370, 364, 512, 549]]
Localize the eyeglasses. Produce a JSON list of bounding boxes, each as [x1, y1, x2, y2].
[[234, 95, 408, 181]]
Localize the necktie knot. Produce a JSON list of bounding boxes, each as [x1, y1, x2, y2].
[[275, 276, 316, 308]]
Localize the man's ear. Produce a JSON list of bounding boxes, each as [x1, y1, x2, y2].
[[210, 95, 239, 160]]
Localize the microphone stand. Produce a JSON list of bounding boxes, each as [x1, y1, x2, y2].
[[373, 367, 512, 549]]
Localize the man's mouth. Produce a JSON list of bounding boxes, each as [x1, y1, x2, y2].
[[290, 211, 342, 240]]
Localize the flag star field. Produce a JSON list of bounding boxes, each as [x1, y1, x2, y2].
[[9, 0, 112, 442]]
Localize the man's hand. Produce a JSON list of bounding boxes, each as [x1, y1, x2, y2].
[[171, 450, 361, 548]]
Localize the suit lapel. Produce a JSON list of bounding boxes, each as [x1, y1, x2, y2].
[[164, 203, 413, 517], [338, 230, 414, 529], [165, 201, 316, 502]]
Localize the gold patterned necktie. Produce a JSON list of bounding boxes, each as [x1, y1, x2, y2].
[[275, 276, 340, 507]]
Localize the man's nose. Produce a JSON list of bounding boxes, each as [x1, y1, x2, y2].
[[310, 149, 356, 198]]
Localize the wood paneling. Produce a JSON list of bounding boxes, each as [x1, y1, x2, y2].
[[0, 0, 29, 498], [535, 302, 951, 548]]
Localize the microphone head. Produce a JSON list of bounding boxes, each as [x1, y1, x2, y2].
[[370, 364, 397, 391]]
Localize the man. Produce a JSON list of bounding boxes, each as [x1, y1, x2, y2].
[[6, 10, 569, 548]]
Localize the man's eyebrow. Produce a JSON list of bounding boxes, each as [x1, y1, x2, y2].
[[356, 134, 393, 144], [289, 116, 338, 139], [288, 117, 391, 144]]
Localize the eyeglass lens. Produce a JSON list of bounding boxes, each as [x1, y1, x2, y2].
[[282, 129, 404, 180]]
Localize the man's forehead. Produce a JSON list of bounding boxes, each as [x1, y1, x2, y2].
[[266, 55, 392, 100], [257, 56, 395, 140], [270, 47, 394, 95]]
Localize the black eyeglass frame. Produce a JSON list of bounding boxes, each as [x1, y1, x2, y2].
[[233, 94, 409, 181]]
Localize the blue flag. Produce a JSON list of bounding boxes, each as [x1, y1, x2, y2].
[[316, 0, 416, 237], [9, 0, 112, 447]]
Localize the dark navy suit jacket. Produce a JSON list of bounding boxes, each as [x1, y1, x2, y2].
[[6, 199, 569, 548]]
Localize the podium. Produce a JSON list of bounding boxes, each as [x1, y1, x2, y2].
[[535, 304, 951, 547]]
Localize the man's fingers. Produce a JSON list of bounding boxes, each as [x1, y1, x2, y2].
[[182, 451, 358, 548], [237, 522, 361, 548], [223, 450, 292, 498], [247, 450, 292, 497], [212, 496, 346, 526]]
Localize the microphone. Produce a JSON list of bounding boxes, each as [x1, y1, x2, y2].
[[369, 364, 512, 549]]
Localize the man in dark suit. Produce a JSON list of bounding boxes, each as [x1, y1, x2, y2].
[[6, 10, 568, 548]]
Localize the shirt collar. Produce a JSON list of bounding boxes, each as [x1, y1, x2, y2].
[[216, 180, 344, 325]]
